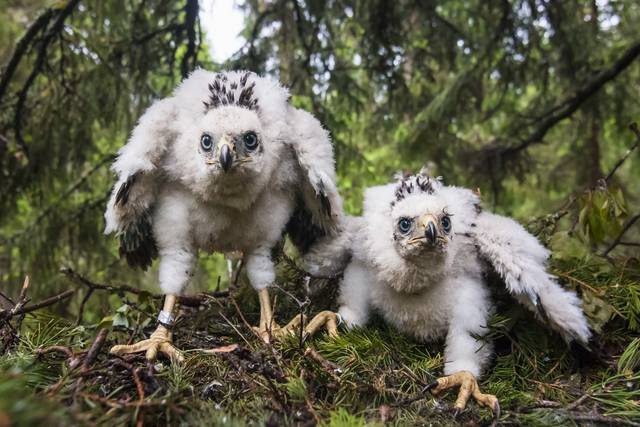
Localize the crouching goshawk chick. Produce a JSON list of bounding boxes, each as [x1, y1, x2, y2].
[[104, 70, 343, 362], [335, 171, 591, 415]]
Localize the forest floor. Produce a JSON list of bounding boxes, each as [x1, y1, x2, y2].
[[1, 254, 639, 427]]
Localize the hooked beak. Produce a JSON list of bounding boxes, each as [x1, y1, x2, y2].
[[421, 214, 438, 245], [218, 136, 234, 172]]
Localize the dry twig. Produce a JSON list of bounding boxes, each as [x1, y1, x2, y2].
[[602, 213, 640, 256], [61, 267, 227, 308], [304, 347, 342, 381], [0, 275, 75, 323], [5, 289, 75, 319], [82, 328, 109, 371]]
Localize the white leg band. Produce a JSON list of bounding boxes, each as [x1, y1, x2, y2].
[[158, 310, 175, 328]]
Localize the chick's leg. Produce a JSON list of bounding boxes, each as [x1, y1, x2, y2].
[[111, 194, 193, 362], [110, 294, 184, 363], [426, 371, 499, 417], [298, 259, 374, 339], [252, 287, 311, 342], [247, 248, 293, 343], [254, 288, 280, 342], [431, 277, 498, 416]]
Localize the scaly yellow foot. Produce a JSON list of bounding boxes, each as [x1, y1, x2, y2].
[[110, 324, 184, 363], [425, 370, 499, 419], [254, 288, 309, 343], [303, 310, 340, 338], [253, 313, 306, 342], [265, 310, 340, 341], [252, 289, 338, 343]]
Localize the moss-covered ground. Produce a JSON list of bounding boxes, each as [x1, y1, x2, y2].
[[1, 250, 639, 427]]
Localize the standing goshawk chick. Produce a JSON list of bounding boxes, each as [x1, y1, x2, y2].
[[104, 70, 343, 361], [336, 171, 591, 415]]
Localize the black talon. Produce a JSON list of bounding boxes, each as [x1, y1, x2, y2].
[[423, 380, 439, 394], [451, 408, 462, 419], [492, 401, 501, 424]]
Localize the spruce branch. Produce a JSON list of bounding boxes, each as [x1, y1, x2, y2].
[[180, 0, 200, 79], [505, 40, 640, 155], [13, 0, 82, 157], [604, 122, 640, 183], [602, 213, 640, 256], [0, 8, 56, 103], [529, 122, 640, 239]]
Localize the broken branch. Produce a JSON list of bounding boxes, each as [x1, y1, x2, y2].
[[82, 328, 109, 371], [0, 289, 75, 320], [304, 347, 342, 381], [61, 267, 227, 307]]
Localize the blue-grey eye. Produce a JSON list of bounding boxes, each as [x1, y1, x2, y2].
[[398, 217, 412, 234], [243, 131, 258, 151], [201, 134, 213, 151], [441, 215, 451, 233]]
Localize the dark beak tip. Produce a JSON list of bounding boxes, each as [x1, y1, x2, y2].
[[425, 222, 437, 244], [220, 145, 233, 172]]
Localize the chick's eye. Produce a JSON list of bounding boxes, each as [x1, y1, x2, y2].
[[243, 131, 259, 151], [398, 218, 412, 234], [441, 215, 451, 233], [200, 134, 213, 151]]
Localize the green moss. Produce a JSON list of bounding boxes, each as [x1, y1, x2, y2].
[[1, 252, 639, 425]]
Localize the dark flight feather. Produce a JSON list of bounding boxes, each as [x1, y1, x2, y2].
[[316, 179, 332, 217], [118, 212, 158, 270], [115, 173, 138, 206], [286, 198, 327, 254]]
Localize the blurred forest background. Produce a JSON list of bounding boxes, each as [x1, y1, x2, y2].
[[0, 0, 639, 297], [1, 0, 639, 426]]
